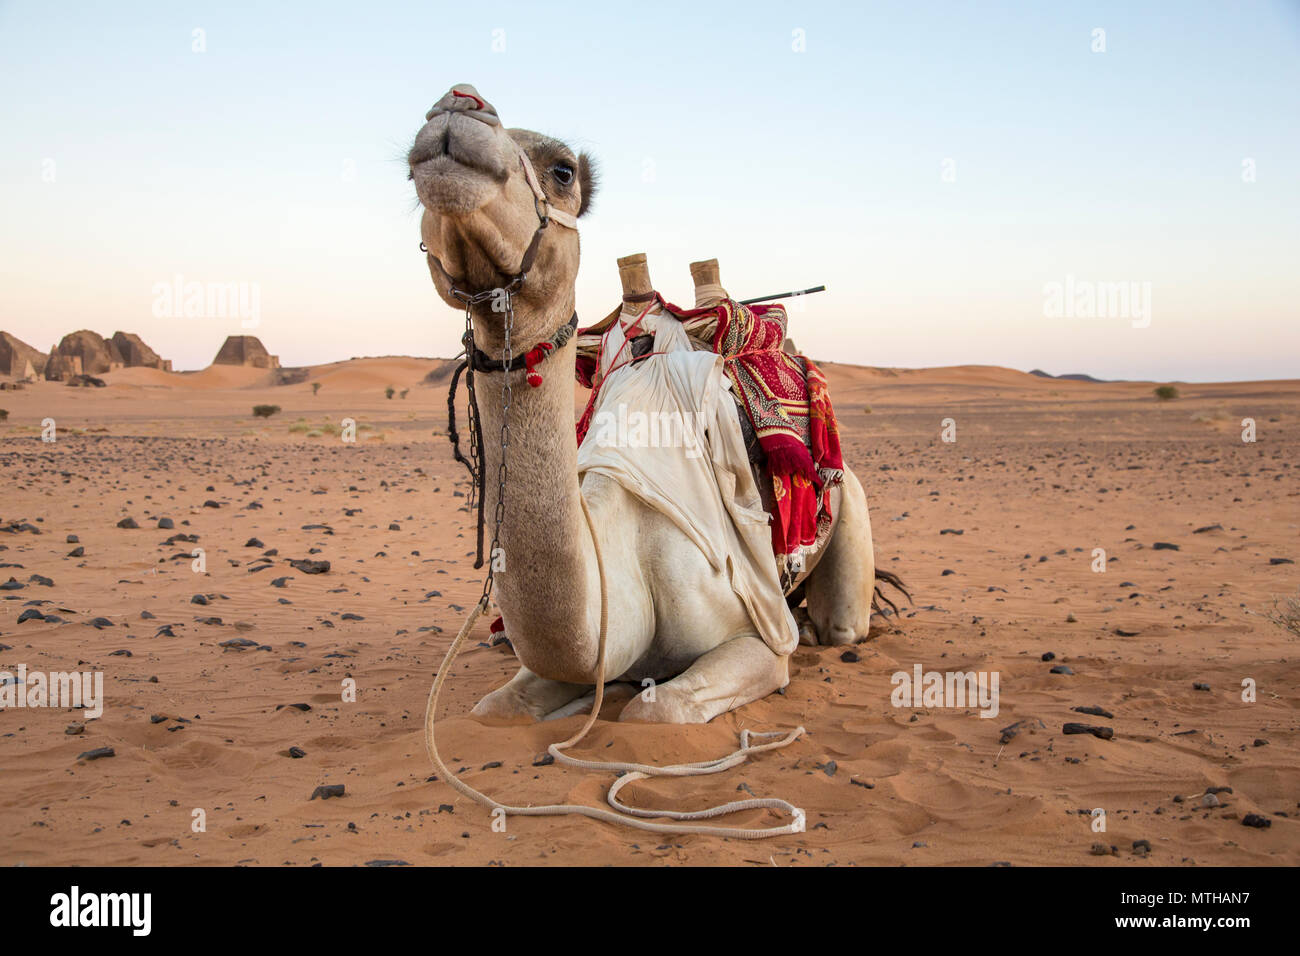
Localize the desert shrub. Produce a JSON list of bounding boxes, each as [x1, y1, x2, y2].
[[320, 422, 339, 436], [311, 382, 321, 395], [400, 388, 409, 399], [0, 408, 8, 422], [1154, 385, 1179, 401], [385, 386, 395, 400], [306, 429, 323, 438], [1264, 590, 1300, 639], [252, 404, 281, 418], [288, 422, 310, 434]]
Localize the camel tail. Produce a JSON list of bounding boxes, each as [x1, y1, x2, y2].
[[871, 568, 911, 618]]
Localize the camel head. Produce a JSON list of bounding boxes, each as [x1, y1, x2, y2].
[[408, 84, 597, 336]]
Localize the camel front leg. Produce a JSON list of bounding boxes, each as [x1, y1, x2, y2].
[[618, 635, 789, 724], [471, 665, 590, 722]]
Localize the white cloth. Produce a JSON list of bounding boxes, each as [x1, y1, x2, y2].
[[577, 310, 799, 656]]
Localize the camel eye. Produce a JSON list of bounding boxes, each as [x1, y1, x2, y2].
[[551, 163, 574, 186]]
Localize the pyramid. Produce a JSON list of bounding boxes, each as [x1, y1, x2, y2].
[[0, 331, 47, 379], [212, 335, 279, 369]]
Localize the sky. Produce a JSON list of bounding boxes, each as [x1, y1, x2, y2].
[[1, 0, 1297, 382]]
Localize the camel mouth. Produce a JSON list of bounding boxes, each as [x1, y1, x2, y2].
[[408, 112, 511, 216], [410, 155, 504, 217]]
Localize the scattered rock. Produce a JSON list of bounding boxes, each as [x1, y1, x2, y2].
[[289, 558, 330, 574], [1072, 705, 1114, 719], [1063, 723, 1113, 740]]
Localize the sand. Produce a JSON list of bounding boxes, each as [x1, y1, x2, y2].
[[0, 359, 1296, 866]]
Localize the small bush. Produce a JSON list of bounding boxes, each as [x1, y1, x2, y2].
[[1154, 385, 1179, 401], [1264, 590, 1300, 639], [320, 422, 340, 436], [399, 388, 409, 400], [288, 423, 310, 434], [252, 404, 281, 418], [385, 386, 395, 400], [311, 382, 321, 396], [0, 408, 8, 422]]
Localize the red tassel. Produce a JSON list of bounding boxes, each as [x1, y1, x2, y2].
[[523, 341, 553, 388]]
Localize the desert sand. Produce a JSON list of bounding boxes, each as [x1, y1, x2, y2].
[[0, 358, 1296, 866]]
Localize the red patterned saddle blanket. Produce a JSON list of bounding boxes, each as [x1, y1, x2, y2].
[[574, 295, 843, 569]]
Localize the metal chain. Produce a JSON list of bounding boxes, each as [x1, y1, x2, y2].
[[483, 294, 513, 604]]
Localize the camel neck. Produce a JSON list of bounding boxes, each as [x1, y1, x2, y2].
[[470, 311, 597, 678]]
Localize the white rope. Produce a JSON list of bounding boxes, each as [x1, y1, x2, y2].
[[423, 495, 806, 838]]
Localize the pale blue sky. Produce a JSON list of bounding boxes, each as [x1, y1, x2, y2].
[[1, 0, 1297, 381]]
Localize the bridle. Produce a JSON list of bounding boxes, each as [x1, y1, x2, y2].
[[427, 122, 580, 585]]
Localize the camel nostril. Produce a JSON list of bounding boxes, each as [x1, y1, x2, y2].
[[427, 85, 500, 125], [452, 89, 485, 110]]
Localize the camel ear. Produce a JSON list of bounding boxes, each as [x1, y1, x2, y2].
[[577, 152, 598, 218]]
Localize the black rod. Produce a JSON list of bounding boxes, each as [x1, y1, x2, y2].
[[738, 284, 826, 306]]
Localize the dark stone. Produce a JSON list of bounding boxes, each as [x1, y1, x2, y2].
[[289, 558, 330, 574], [1241, 814, 1272, 829], [116, 517, 139, 529], [1063, 723, 1113, 740], [309, 784, 345, 800], [77, 747, 115, 761], [1072, 705, 1114, 719]]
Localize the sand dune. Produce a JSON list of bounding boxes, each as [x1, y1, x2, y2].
[[0, 357, 1296, 866]]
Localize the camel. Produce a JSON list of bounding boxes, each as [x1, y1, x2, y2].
[[410, 84, 891, 724]]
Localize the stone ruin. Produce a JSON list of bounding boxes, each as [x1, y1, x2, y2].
[[110, 332, 171, 372], [212, 335, 279, 370], [36, 330, 173, 381], [0, 331, 47, 380]]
